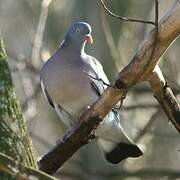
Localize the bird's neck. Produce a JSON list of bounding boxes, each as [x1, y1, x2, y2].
[[60, 39, 86, 55]]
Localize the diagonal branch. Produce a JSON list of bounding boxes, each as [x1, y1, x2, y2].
[[39, 0, 180, 175], [116, 0, 180, 85], [149, 66, 180, 132], [0, 152, 57, 180]]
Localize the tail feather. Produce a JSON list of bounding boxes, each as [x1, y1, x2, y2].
[[105, 142, 142, 164], [96, 110, 143, 164]]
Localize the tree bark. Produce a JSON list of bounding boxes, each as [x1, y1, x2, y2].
[[0, 35, 37, 168], [0, 35, 58, 179]]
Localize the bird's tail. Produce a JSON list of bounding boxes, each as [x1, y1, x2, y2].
[[96, 110, 142, 164]]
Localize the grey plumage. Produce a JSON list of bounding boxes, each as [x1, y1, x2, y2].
[[40, 22, 142, 164]]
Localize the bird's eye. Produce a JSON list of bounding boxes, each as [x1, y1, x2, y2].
[[76, 28, 80, 33]]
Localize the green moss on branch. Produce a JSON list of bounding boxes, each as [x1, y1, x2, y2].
[[0, 35, 37, 168]]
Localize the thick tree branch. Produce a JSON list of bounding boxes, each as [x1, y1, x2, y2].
[[117, 0, 180, 84], [39, 1, 180, 174], [149, 66, 180, 132], [39, 116, 101, 174]]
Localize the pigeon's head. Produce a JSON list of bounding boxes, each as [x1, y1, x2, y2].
[[64, 22, 93, 50]]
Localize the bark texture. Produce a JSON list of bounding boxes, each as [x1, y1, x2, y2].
[[0, 35, 37, 178]]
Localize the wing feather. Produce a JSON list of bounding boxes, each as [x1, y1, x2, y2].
[[87, 56, 110, 96]]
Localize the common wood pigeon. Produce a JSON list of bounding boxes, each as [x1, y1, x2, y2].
[[40, 22, 142, 164]]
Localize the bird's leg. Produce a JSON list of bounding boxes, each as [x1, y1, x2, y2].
[[83, 71, 112, 87]]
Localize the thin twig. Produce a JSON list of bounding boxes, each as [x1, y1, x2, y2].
[[99, 0, 155, 26], [155, 0, 159, 30], [83, 71, 112, 87], [84, 71, 126, 110], [149, 0, 159, 62], [31, 0, 52, 68]]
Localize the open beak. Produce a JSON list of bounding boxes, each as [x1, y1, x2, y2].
[[85, 34, 93, 44]]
